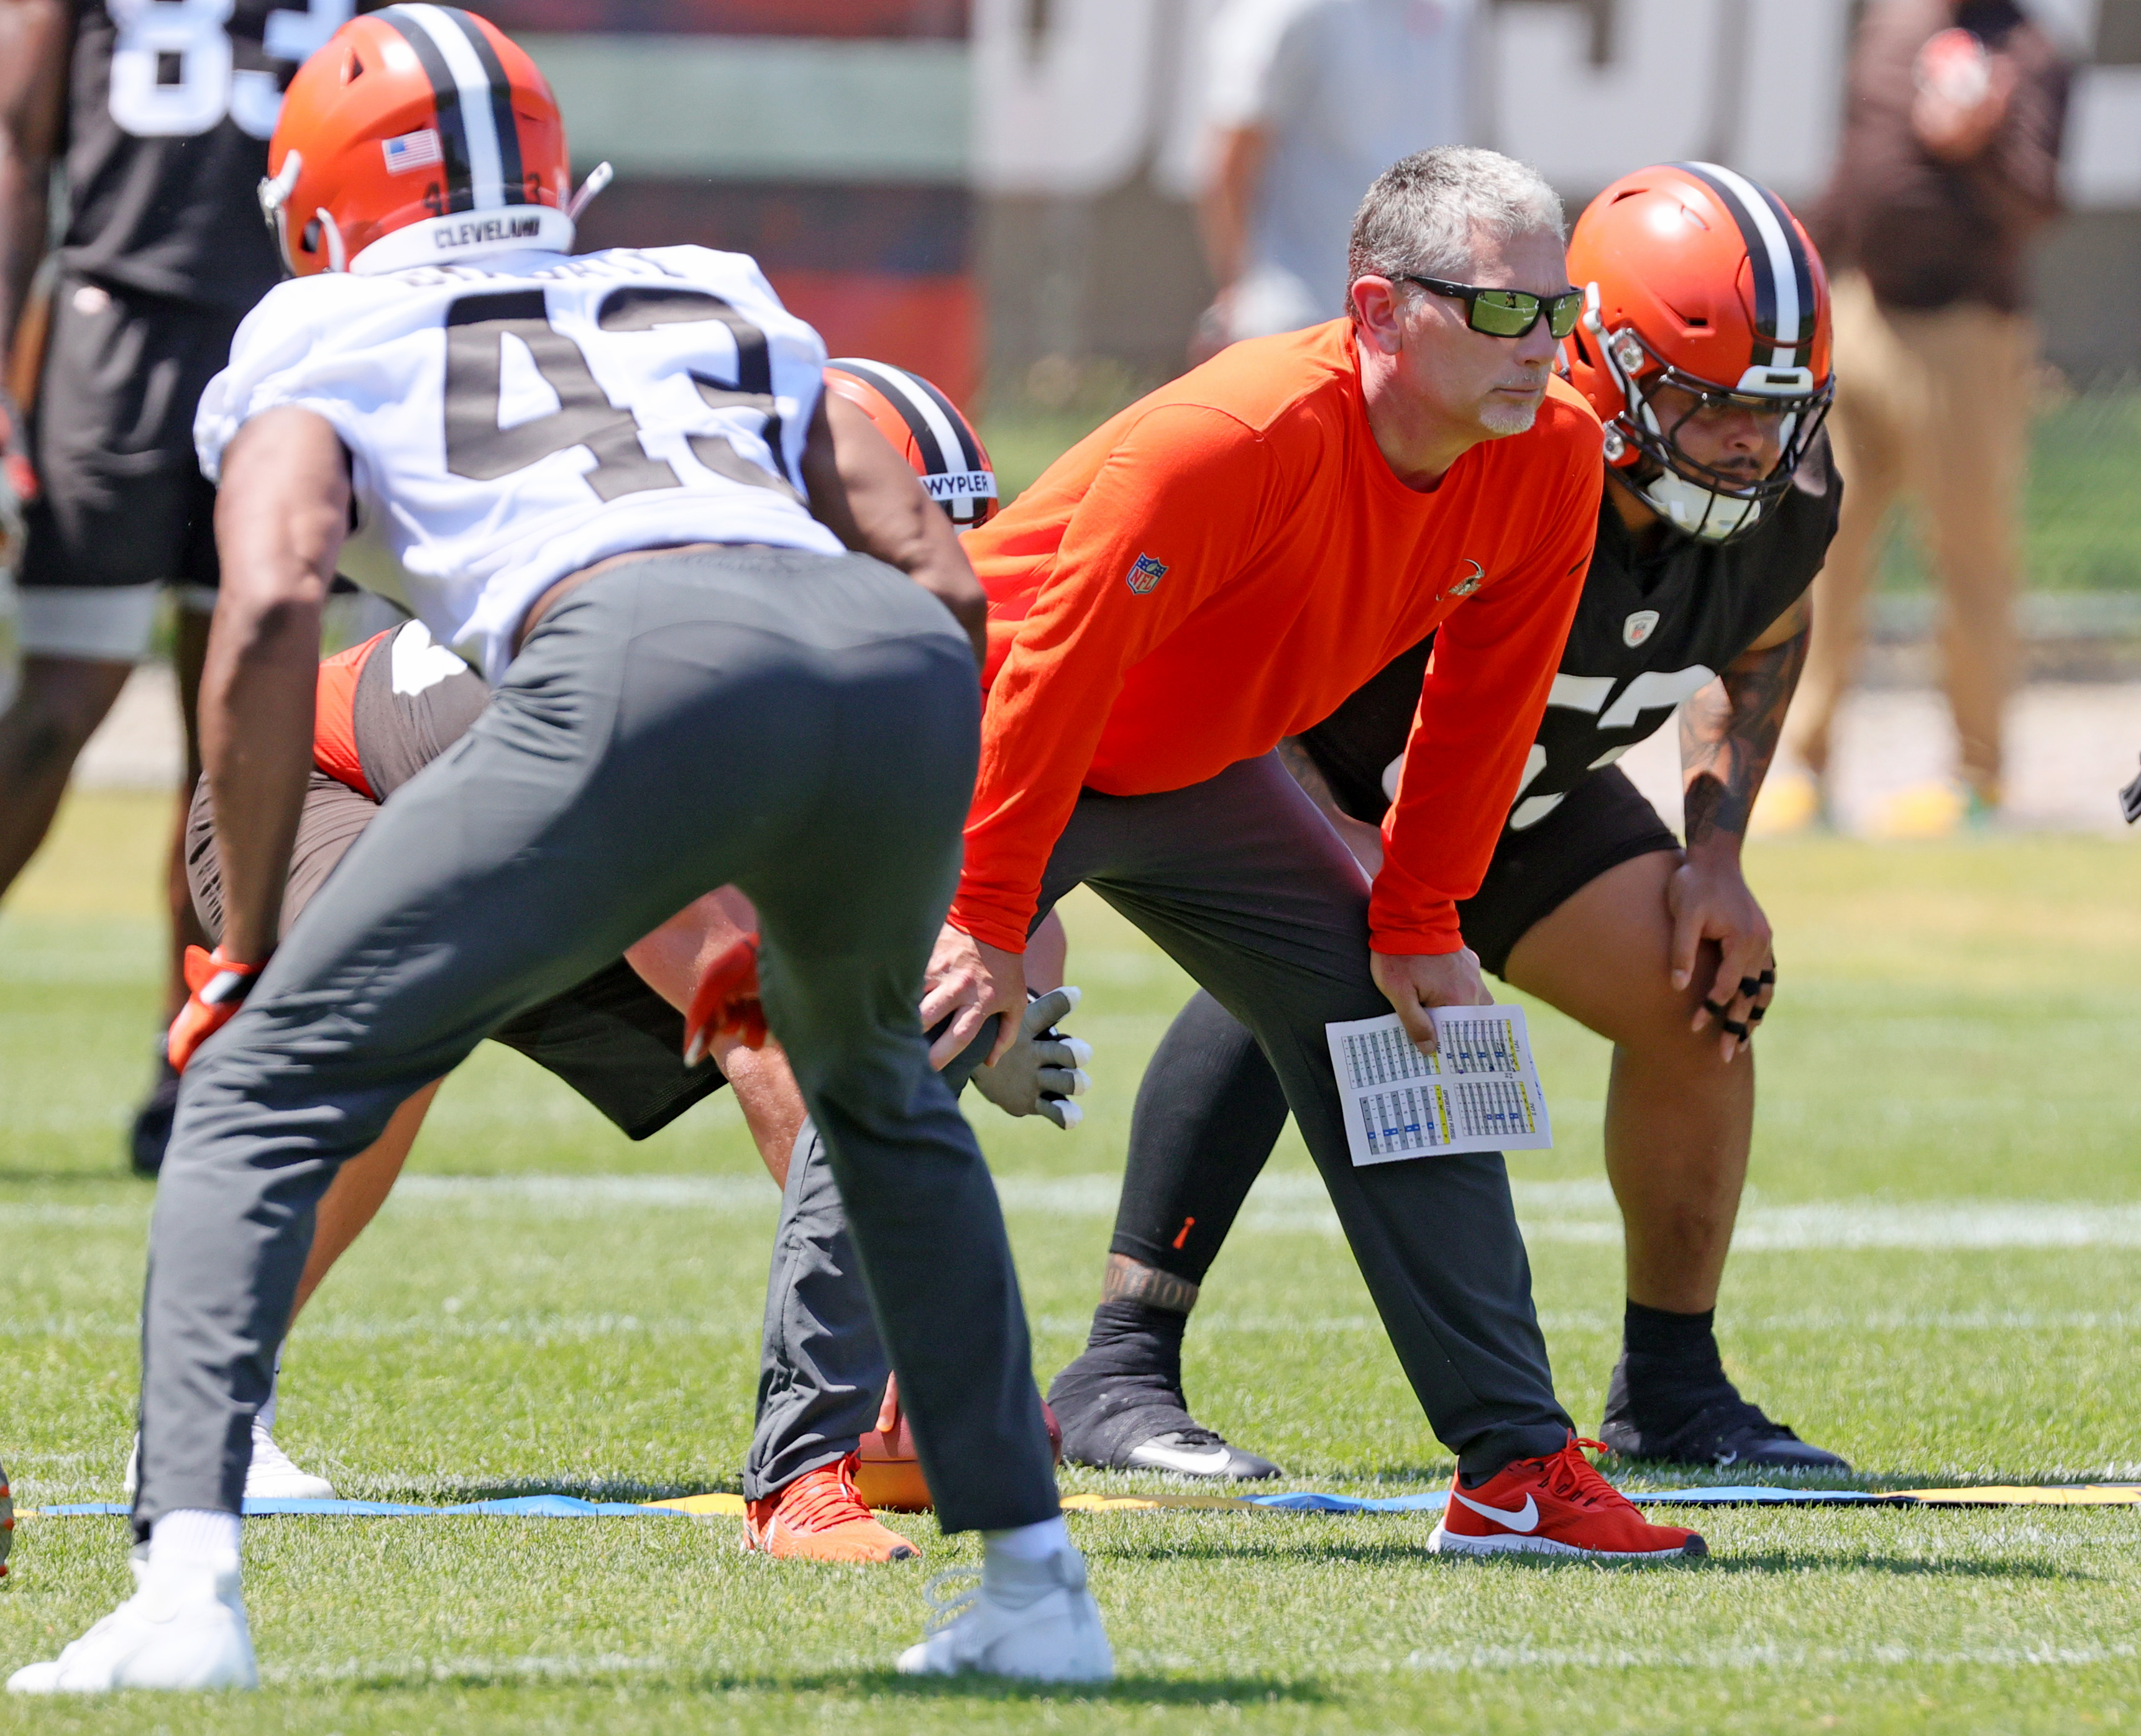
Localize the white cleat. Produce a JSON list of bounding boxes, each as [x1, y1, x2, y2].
[[6, 1554, 257, 1693], [896, 1548, 1114, 1684], [125, 1422, 337, 1503], [240, 1427, 337, 1501]]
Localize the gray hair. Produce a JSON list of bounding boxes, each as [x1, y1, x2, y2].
[[1346, 147, 1566, 315]]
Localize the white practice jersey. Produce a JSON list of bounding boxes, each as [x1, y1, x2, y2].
[[196, 245, 844, 682]]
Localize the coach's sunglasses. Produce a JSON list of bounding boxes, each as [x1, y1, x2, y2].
[[1401, 275, 1584, 340]]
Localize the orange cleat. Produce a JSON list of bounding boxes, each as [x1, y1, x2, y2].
[[1429, 1435, 1708, 1561], [743, 1453, 920, 1563]]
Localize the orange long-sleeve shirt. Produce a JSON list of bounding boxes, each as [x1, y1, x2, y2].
[[950, 320, 1603, 957]]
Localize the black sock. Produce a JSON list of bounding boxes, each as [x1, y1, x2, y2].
[[1610, 1302, 1733, 1443], [1080, 1299, 1187, 1373], [1049, 1300, 1194, 1446], [1621, 1300, 1722, 1369]]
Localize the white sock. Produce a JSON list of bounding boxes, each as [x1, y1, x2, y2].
[[256, 1351, 281, 1434], [149, 1509, 241, 1576], [984, 1516, 1071, 1564]]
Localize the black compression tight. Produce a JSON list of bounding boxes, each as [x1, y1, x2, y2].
[[1110, 989, 1291, 1286]]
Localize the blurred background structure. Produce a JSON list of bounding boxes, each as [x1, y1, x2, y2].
[[424, 2, 2141, 388], [46, 0, 2141, 829], [480, 1, 978, 401], [971, 0, 2138, 383]]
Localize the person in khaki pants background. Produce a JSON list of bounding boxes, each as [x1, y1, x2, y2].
[[1772, 0, 2070, 834]]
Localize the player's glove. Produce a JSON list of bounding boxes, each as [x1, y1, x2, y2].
[[0, 386, 29, 583], [970, 985, 1092, 1129], [682, 932, 766, 1066], [0, 385, 35, 508], [167, 946, 267, 1072]]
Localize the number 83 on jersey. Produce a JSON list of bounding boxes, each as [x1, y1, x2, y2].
[[107, 0, 352, 140]]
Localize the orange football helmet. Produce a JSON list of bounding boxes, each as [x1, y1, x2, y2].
[[823, 359, 999, 529], [1562, 162, 1833, 542], [260, 5, 579, 278]]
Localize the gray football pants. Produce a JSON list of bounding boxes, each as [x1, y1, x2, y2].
[[748, 1028, 991, 1497], [136, 546, 1061, 1538], [750, 752, 1572, 1489]]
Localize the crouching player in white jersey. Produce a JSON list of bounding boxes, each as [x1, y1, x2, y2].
[[160, 361, 1085, 1567], [10, 6, 1109, 1693]]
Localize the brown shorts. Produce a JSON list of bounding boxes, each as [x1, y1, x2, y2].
[[185, 769, 726, 1143]]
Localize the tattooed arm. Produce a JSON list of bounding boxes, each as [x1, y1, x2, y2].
[[1680, 593, 1812, 848], [1667, 593, 1812, 1061], [1276, 737, 1385, 880]]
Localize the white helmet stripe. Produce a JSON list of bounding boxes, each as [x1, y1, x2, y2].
[[1682, 160, 1802, 364], [830, 357, 968, 478], [399, 4, 506, 212]]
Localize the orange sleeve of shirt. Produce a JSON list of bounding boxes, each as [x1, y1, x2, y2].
[[1370, 435, 1603, 955], [950, 404, 1277, 953], [311, 630, 384, 800]]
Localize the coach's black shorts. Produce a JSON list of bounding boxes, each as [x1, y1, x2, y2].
[[1456, 765, 1681, 978], [17, 273, 238, 660], [185, 774, 727, 1142]]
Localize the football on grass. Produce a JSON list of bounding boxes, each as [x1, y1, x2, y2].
[[855, 1399, 1063, 1512]]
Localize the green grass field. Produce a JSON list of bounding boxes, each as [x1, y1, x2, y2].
[[4, 793, 2140, 1732]]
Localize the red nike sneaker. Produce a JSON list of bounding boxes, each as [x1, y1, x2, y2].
[[1429, 1436, 1707, 1561], [743, 1453, 920, 1564]]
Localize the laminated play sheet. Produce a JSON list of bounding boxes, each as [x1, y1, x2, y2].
[[1326, 1005, 1552, 1165]]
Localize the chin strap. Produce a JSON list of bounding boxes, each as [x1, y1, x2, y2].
[[1638, 469, 1763, 542]]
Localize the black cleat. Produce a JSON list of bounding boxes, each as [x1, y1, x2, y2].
[[127, 1058, 181, 1179], [1047, 1307, 1281, 1480], [1598, 1352, 1850, 1471]]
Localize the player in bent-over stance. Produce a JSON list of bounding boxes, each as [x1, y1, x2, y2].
[[919, 147, 1707, 1562], [11, 6, 1107, 1692], [158, 362, 1088, 1568], [1047, 163, 1853, 1486]]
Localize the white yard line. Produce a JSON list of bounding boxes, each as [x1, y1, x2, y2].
[[74, 669, 2141, 833], [370, 1175, 2141, 1249], [18, 1174, 2141, 1250], [1401, 1642, 2141, 1673]]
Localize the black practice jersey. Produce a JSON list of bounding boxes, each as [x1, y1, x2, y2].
[[57, 1, 359, 309], [1301, 434, 1841, 834]]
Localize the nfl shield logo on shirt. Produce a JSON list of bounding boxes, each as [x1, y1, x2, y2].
[[1126, 553, 1169, 595], [1623, 609, 1661, 647]]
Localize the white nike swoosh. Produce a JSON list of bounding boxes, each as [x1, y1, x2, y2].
[[1127, 1440, 1235, 1476], [1452, 1491, 1540, 1532]]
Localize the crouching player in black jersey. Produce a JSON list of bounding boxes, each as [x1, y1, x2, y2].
[[1047, 162, 1853, 1484]]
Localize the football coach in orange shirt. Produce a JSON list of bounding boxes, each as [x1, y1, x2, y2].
[[923, 147, 1703, 1558]]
